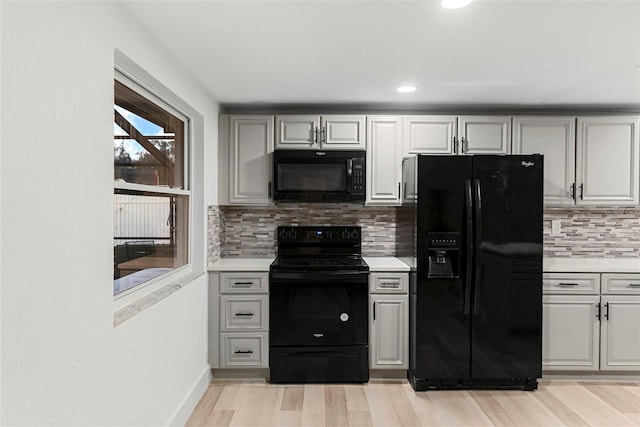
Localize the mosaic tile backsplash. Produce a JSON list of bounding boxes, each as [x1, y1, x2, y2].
[[208, 205, 640, 264], [543, 207, 640, 258]]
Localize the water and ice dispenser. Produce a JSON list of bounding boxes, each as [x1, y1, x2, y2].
[[426, 232, 460, 278]]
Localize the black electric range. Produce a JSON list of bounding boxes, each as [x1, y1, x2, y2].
[[269, 226, 370, 383]]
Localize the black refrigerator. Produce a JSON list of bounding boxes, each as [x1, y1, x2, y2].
[[398, 155, 543, 391]]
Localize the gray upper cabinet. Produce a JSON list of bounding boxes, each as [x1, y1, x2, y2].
[[512, 116, 576, 206], [219, 115, 274, 205], [275, 115, 366, 150], [458, 116, 511, 154], [366, 116, 403, 205], [404, 115, 511, 155], [576, 116, 640, 206], [404, 115, 457, 154]]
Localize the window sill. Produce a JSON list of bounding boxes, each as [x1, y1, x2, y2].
[[113, 270, 204, 326]]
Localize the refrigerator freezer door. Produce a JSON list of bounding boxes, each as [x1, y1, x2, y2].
[[470, 155, 543, 381], [412, 156, 473, 381]]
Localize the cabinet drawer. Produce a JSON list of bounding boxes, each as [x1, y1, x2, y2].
[[602, 274, 640, 294], [220, 295, 268, 331], [220, 332, 268, 368], [370, 272, 408, 293], [543, 273, 600, 294], [220, 272, 268, 293]]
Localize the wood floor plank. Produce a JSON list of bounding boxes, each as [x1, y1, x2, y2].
[[228, 383, 272, 426], [486, 390, 565, 426], [427, 390, 493, 426], [212, 382, 241, 411], [325, 385, 349, 427], [470, 390, 520, 427], [301, 384, 326, 427], [383, 382, 422, 426], [547, 381, 637, 426], [186, 384, 225, 426], [531, 386, 590, 426], [581, 383, 640, 414], [205, 410, 235, 427], [364, 382, 403, 426], [402, 386, 442, 426], [281, 385, 304, 411], [344, 384, 370, 412], [190, 379, 640, 426], [348, 410, 374, 427]]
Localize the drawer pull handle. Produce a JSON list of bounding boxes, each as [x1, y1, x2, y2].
[[629, 283, 640, 288], [234, 312, 255, 317], [558, 283, 579, 287], [232, 281, 254, 287], [234, 350, 254, 354], [380, 282, 399, 288]]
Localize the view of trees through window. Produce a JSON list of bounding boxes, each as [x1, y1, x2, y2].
[[113, 79, 189, 296]]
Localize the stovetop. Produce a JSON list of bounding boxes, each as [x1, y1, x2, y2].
[[270, 254, 369, 271], [271, 226, 369, 272]]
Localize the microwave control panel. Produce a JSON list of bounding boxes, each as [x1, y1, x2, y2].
[[352, 159, 365, 193]]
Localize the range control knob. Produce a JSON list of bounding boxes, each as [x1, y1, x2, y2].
[[289, 229, 297, 239], [341, 229, 350, 239], [350, 229, 360, 239], [279, 229, 288, 239]]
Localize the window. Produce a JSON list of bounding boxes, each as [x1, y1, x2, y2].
[[113, 79, 190, 296]]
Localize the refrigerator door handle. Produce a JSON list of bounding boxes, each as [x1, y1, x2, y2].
[[472, 179, 482, 315], [464, 180, 473, 315]]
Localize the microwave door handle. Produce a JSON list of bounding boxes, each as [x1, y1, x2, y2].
[[346, 159, 353, 191]]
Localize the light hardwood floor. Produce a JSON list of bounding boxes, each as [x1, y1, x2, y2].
[[186, 379, 640, 426]]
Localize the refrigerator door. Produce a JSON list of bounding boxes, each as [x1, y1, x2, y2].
[[470, 155, 543, 381], [413, 156, 473, 382]]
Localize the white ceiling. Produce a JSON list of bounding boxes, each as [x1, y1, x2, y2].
[[122, 0, 640, 109]]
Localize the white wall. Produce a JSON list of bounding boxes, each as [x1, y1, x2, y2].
[[1, 1, 218, 425]]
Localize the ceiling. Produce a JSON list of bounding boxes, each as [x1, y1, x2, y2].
[[121, 0, 640, 109]]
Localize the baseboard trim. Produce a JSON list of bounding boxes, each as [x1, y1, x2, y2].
[[542, 372, 640, 382], [168, 365, 212, 426]]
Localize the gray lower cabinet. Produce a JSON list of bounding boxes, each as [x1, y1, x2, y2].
[[369, 272, 408, 369], [210, 271, 269, 369], [543, 294, 600, 371], [600, 273, 640, 371], [543, 272, 640, 372]]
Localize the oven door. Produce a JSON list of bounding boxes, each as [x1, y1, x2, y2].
[[269, 270, 369, 346]]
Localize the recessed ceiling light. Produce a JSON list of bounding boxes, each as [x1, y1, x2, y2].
[[397, 86, 417, 93], [441, 0, 473, 9]]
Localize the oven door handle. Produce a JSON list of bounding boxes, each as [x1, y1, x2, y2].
[[270, 270, 369, 282]]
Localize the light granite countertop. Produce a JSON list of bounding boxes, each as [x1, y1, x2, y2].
[[544, 257, 640, 273], [209, 257, 640, 274], [363, 257, 410, 272], [208, 257, 274, 272], [208, 256, 410, 272]]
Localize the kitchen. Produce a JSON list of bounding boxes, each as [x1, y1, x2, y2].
[[2, 0, 640, 426]]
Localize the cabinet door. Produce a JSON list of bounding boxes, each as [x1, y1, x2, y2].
[[576, 116, 640, 206], [366, 116, 403, 205], [321, 115, 366, 150], [512, 116, 576, 206], [458, 116, 511, 155], [229, 116, 274, 205], [404, 115, 456, 154], [370, 294, 408, 369], [542, 295, 600, 371], [275, 115, 320, 149], [600, 296, 640, 371]]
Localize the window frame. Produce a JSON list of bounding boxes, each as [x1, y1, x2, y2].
[[113, 52, 203, 309]]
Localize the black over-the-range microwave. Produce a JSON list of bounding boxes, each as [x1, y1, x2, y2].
[[273, 150, 366, 203]]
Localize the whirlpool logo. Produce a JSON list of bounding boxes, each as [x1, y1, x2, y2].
[[521, 161, 535, 167]]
